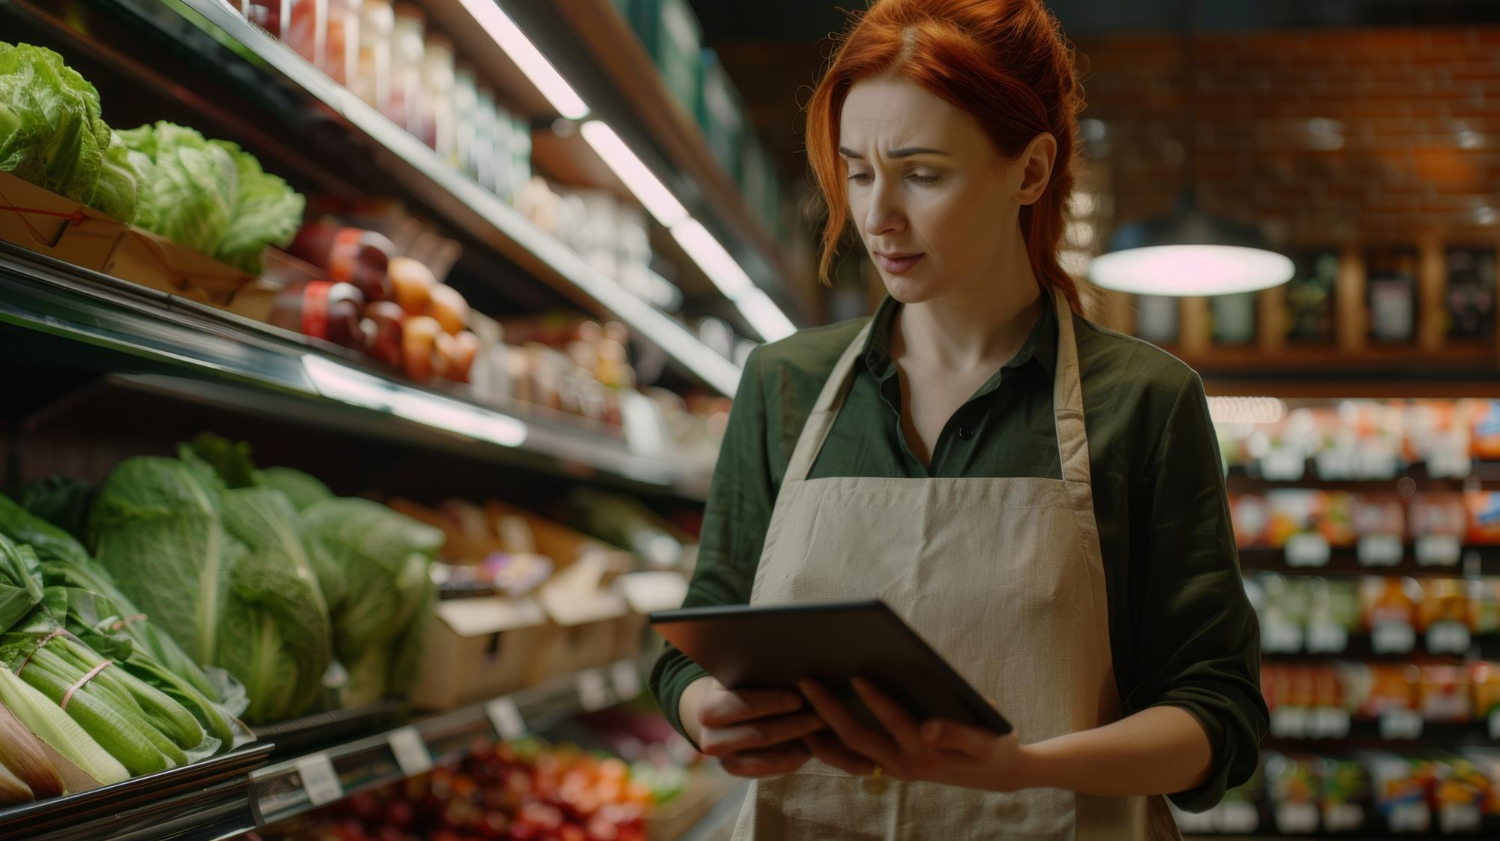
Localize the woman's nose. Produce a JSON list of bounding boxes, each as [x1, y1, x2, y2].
[[863, 179, 906, 237]]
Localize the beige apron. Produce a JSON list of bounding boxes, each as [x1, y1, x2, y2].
[[731, 289, 1181, 841]]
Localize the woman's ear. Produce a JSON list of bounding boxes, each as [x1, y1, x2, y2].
[[1015, 132, 1058, 206]]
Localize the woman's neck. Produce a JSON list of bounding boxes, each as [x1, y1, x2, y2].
[[891, 248, 1045, 372]]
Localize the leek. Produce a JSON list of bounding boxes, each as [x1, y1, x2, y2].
[[0, 667, 127, 786]]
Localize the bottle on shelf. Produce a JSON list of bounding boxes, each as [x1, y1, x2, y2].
[[351, 0, 394, 111]]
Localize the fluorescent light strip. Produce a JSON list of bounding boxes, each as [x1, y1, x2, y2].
[[732, 286, 797, 342], [581, 121, 689, 227], [457, 0, 590, 119], [669, 219, 754, 298]]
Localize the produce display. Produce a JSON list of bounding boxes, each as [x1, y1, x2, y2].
[[247, 737, 658, 841], [0, 500, 254, 802], [0, 43, 304, 272], [1177, 749, 1500, 836]]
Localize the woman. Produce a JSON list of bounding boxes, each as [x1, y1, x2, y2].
[[650, 1, 1266, 838]]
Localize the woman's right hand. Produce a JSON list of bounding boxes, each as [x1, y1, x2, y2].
[[680, 676, 826, 778]]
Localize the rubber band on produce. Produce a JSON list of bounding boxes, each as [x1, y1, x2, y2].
[[13, 629, 67, 675], [110, 614, 149, 631], [61, 661, 112, 711]]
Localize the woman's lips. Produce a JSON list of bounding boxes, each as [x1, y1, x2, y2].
[[875, 252, 924, 274]]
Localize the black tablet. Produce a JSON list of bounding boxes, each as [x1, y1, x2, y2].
[[650, 600, 1011, 735]]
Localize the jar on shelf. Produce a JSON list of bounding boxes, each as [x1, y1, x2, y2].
[[473, 84, 499, 193], [386, 3, 426, 135], [284, 0, 326, 68], [352, 0, 393, 111], [453, 64, 479, 176], [240, 0, 288, 36], [420, 33, 456, 158], [322, 0, 362, 85]]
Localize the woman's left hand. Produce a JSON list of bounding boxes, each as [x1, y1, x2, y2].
[[799, 677, 1027, 793]]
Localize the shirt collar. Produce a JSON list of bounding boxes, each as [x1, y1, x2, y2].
[[861, 294, 1058, 381]]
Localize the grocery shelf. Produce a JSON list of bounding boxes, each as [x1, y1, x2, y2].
[[250, 658, 652, 827], [1227, 460, 1500, 491], [0, 244, 711, 501], [519, 0, 809, 320], [1260, 632, 1500, 660], [0, 743, 274, 841], [10, 0, 743, 397], [1237, 546, 1500, 577]]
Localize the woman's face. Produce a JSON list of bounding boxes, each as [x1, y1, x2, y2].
[[839, 74, 1051, 305]]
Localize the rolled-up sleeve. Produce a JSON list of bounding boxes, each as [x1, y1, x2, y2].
[[1124, 372, 1267, 812], [650, 347, 778, 740]]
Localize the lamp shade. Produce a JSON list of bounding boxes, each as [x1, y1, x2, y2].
[[1089, 193, 1294, 296]]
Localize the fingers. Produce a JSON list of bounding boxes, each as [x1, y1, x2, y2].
[[699, 686, 805, 728], [719, 743, 812, 778], [799, 679, 899, 770], [851, 677, 922, 755], [803, 732, 878, 776], [920, 718, 998, 760], [698, 711, 827, 757]]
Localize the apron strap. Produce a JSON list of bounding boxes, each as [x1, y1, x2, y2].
[[781, 288, 1090, 488], [783, 321, 874, 484], [1051, 286, 1092, 487]]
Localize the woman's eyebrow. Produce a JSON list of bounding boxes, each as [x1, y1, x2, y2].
[[838, 146, 950, 159]]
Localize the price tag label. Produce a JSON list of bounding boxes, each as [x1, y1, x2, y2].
[[1262, 620, 1304, 653], [1439, 804, 1480, 834], [1388, 802, 1430, 833], [1323, 803, 1364, 832], [1426, 621, 1471, 654], [388, 726, 432, 777], [1379, 709, 1424, 740], [1491, 709, 1500, 741], [1426, 442, 1472, 479], [1174, 809, 1215, 833], [1214, 801, 1260, 834], [1415, 534, 1462, 566], [1271, 707, 1309, 739], [1262, 449, 1307, 481], [1372, 621, 1415, 654], [1285, 533, 1331, 567], [1311, 708, 1351, 739], [577, 669, 610, 712], [295, 753, 343, 807], [1357, 535, 1403, 566], [1275, 803, 1319, 834], [610, 661, 642, 700], [486, 698, 526, 741], [1306, 621, 1348, 653]]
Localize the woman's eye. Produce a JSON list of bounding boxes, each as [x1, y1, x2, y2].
[[908, 172, 941, 185], [847, 171, 873, 185]]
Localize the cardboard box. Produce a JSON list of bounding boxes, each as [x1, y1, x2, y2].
[[0, 171, 260, 307], [533, 586, 630, 682], [410, 596, 549, 711], [0, 171, 129, 272], [618, 570, 688, 662]]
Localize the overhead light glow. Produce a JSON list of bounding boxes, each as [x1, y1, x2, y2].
[[581, 121, 689, 226], [304, 355, 529, 448], [733, 286, 797, 342], [457, 0, 589, 119], [1088, 245, 1295, 297], [670, 219, 754, 298], [1207, 396, 1288, 426]]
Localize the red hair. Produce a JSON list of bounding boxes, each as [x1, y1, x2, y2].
[[806, 0, 1085, 312]]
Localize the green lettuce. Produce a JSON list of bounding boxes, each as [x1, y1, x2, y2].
[[118, 123, 304, 275], [18, 476, 93, 544], [216, 486, 330, 722], [0, 537, 43, 634], [0, 42, 132, 221], [211, 139, 304, 273], [301, 499, 441, 707]]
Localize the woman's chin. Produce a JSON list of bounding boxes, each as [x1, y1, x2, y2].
[[881, 273, 943, 305]]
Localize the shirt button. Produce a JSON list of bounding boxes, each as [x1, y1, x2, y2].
[[958, 427, 976, 441]]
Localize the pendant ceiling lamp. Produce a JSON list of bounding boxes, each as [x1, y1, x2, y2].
[[1088, 2, 1294, 297]]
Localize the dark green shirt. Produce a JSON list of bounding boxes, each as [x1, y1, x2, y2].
[[650, 296, 1267, 812]]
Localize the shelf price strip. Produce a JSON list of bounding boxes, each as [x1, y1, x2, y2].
[[577, 669, 610, 712], [610, 661, 642, 700], [486, 697, 527, 742], [295, 752, 343, 807], [388, 726, 433, 777]]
